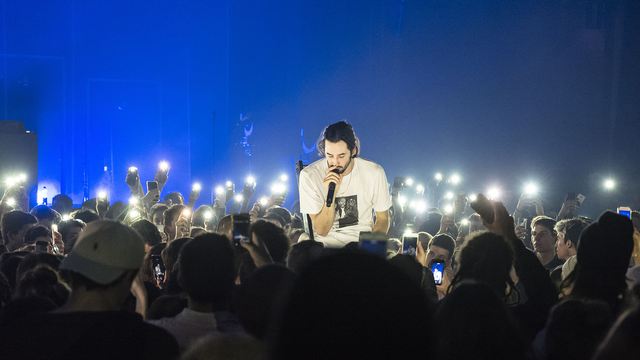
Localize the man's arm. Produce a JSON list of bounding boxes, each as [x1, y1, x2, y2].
[[373, 210, 389, 234], [308, 206, 336, 237]]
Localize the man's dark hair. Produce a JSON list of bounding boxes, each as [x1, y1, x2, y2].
[[250, 220, 290, 264], [23, 226, 52, 244], [51, 194, 73, 213], [555, 218, 588, 246], [287, 240, 324, 273], [163, 205, 187, 228], [1, 211, 37, 242], [419, 211, 443, 237], [428, 234, 456, 261], [216, 215, 233, 235], [57, 219, 86, 243], [150, 203, 169, 222], [265, 207, 292, 225], [16, 253, 61, 285], [177, 234, 234, 303], [72, 209, 100, 224], [531, 216, 557, 235], [29, 205, 60, 222], [193, 205, 213, 228], [263, 213, 286, 228], [163, 192, 185, 206], [130, 219, 163, 247], [317, 121, 359, 157]]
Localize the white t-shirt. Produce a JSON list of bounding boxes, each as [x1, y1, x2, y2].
[[299, 157, 392, 247]]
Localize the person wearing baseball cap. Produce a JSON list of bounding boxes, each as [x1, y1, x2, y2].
[[0, 220, 179, 360]]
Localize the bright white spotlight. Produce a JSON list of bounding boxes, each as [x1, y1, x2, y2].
[[469, 194, 477, 202], [159, 161, 169, 171], [416, 185, 425, 193], [182, 209, 191, 218], [271, 184, 286, 194], [435, 173, 443, 181], [226, 181, 233, 187], [192, 183, 201, 192], [279, 174, 288, 182], [247, 176, 255, 185], [130, 197, 139, 205], [5, 177, 16, 187], [405, 178, 414, 186], [444, 205, 453, 214], [260, 197, 269, 206], [416, 201, 427, 213], [19, 174, 27, 182], [525, 183, 538, 195], [235, 194, 243, 202], [6, 198, 16, 206], [450, 174, 460, 184], [204, 212, 212, 220], [128, 166, 137, 173], [63, 214, 70, 221], [445, 192, 454, 199], [604, 179, 615, 190], [461, 219, 469, 226], [399, 196, 407, 206], [98, 191, 107, 199], [130, 210, 141, 219], [487, 188, 500, 200], [216, 186, 224, 195]]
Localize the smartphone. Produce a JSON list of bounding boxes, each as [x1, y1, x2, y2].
[[147, 181, 158, 192], [151, 255, 165, 282], [402, 233, 419, 257], [35, 240, 48, 254], [126, 167, 138, 186], [617, 207, 632, 219], [431, 259, 445, 285], [233, 213, 251, 248], [576, 194, 586, 206], [470, 193, 494, 224], [50, 224, 61, 255], [359, 232, 388, 258]]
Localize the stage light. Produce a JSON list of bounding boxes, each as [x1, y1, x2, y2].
[[604, 179, 615, 190], [435, 173, 442, 181], [235, 194, 243, 202], [260, 197, 269, 206], [445, 192, 454, 199], [450, 174, 460, 184], [192, 183, 201, 192], [405, 178, 414, 186], [280, 174, 288, 182], [159, 161, 169, 171]]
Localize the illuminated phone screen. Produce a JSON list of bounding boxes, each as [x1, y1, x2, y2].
[[432, 262, 444, 285]]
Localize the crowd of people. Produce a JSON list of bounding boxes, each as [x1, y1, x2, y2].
[[1, 122, 640, 360]]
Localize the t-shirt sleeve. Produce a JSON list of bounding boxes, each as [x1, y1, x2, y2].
[[372, 165, 392, 212], [299, 168, 324, 215]]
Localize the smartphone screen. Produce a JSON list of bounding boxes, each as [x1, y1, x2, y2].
[[402, 234, 418, 257], [432, 261, 444, 285], [233, 214, 251, 247], [359, 232, 388, 257], [147, 181, 158, 192], [152, 255, 165, 282], [35, 240, 48, 254], [618, 207, 632, 219]]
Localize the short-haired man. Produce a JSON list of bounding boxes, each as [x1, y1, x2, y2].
[[0, 220, 179, 359], [30, 205, 61, 230], [299, 121, 392, 247], [554, 218, 588, 278], [1, 210, 37, 252], [149, 233, 241, 352], [531, 216, 564, 270]]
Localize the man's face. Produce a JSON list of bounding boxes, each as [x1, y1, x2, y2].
[[555, 233, 572, 260], [153, 211, 164, 226], [325, 140, 354, 172], [426, 245, 451, 268], [67, 226, 83, 245], [532, 224, 556, 253]]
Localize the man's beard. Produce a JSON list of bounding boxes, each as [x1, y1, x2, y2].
[[328, 155, 353, 174]]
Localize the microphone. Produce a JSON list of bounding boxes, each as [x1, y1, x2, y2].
[[326, 168, 341, 207]]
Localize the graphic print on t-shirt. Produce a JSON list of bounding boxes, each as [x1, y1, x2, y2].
[[334, 195, 358, 228]]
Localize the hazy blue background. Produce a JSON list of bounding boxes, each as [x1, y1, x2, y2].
[[1, 0, 638, 217]]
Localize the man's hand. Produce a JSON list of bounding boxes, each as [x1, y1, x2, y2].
[[97, 197, 110, 219], [213, 199, 226, 219], [240, 233, 273, 268], [515, 193, 535, 213], [454, 194, 468, 215], [154, 167, 169, 193], [558, 199, 580, 220], [142, 189, 160, 207], [391, 177, 404, 196], [175, 216, 190, 239], [323, 166, 343, 201], [482, 201, 517, 242], [437, 214, 455, 235], [52, 227, 64, 255], [187, 188, 200, 209], [266, 195, 285, 210], [515, 225, 527, 240]]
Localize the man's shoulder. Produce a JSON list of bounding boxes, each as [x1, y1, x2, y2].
[[355, 158, 385, 173], [301, 158, 327, 174]]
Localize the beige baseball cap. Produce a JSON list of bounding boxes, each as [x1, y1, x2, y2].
[[60, 220, 145, 285]]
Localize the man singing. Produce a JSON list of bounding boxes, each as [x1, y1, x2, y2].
[[299, 121, 391, 247]]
